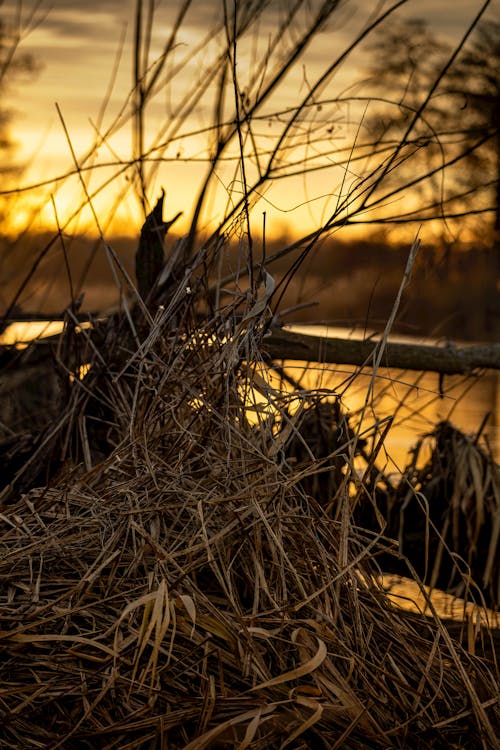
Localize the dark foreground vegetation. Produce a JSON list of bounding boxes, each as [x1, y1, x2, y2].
[[1, 1, 499, 746], [0, 206, 498, 749]]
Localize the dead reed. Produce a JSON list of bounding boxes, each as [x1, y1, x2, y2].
[[0, 3, 499, 744], [0, 229, 499, 749], [392, 420, 500, 611]]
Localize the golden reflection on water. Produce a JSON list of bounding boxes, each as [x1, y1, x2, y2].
[[380, 574, 499, 627], [1, 320, 65, 347], [2, 321, 498, 467], [274, 324, 500, 468], [276, 360, 499, 470]]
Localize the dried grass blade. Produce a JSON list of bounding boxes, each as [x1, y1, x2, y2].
[[249, 637, 327, 692]]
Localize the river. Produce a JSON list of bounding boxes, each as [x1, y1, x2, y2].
[[278, 325, 500, 469], [1, 320, 498, 467]]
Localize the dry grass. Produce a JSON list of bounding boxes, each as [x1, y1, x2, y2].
[[392, 421, 500, 610], [1, 1, 499, 743], [0, 231, 499, 749]]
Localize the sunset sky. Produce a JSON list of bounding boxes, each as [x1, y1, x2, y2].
[[1, 0, 496, 240]]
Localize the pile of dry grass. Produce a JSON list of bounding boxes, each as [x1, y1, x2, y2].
[[1, 231, 499, 749]]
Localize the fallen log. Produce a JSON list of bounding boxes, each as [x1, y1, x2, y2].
[[1, 323, 499, 375], [264, 327, 500, 374]]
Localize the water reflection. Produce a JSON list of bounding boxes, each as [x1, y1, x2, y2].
[[276, 325, 500, 468], [1, 320, 498, 466], [380, 574, 499, 627], [278, 360, 499, 469], [0, 320, 65, 347]]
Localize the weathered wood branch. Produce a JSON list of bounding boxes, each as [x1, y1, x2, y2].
[[1, 322, 499, 375], [264, 328, 500, 374]]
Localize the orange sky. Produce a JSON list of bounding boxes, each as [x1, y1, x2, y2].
[[1, 0, 495, 241]]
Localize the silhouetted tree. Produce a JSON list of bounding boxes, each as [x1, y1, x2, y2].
[[0, 10, 38, 175], [364, 16, 500, 254], [447, 19, 500, 242]]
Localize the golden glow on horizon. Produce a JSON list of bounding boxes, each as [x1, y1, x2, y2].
[[1, 1, 492, 245]]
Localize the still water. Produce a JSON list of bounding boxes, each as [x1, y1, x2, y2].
[[1, 321, 498, 468], [278, 325, 500, 469]]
